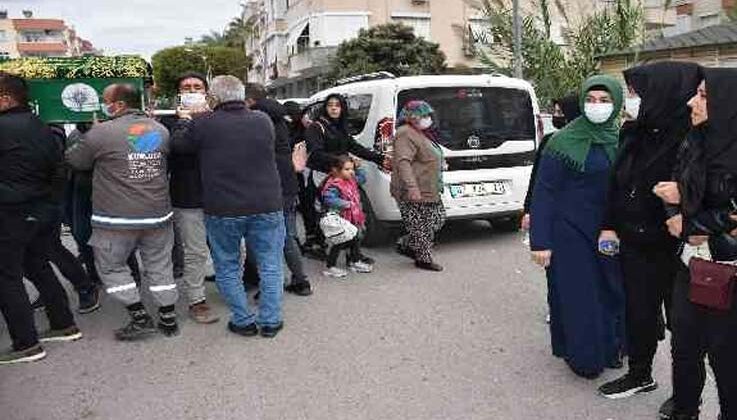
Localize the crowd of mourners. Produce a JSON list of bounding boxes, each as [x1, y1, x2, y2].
[[525, 63, 736, 420], [0, 70, 446, 358], [0, 61, 735, 420]]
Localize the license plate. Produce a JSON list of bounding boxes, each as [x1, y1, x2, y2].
[[449, 181, 509, 198]]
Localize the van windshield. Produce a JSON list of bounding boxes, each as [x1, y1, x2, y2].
[[397, 87, 535, 150]]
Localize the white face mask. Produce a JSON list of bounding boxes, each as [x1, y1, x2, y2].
[[179, 92, 207, 109], [624, 96, 641, 119], [101, 102, 116, 117], [584, 103, 614, 124], [416, 116, 433, 130]]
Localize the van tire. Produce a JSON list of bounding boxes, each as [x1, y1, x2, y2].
[[360, 189, 391, 247]]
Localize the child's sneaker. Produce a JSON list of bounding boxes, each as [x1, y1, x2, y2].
[[323, 267, 349, 278], [349, 261, 373, 273]]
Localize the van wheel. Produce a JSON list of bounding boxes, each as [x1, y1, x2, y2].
[[360, 190, 391, 247], [490, 216, 521, 232]]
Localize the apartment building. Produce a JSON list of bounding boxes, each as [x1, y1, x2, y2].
[[244, 0, 538, 98], [243, 0, 687, 98], [0, 10, 98, 59], [664, 0, 735, 35]]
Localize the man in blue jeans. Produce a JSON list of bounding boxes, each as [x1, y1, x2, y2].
[[171, 75, 286, 338]]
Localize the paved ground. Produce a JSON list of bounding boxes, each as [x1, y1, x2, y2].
[[0, 221, 720, 420]]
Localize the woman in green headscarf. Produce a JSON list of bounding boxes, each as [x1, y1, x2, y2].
[[528, 75, 626, 379]]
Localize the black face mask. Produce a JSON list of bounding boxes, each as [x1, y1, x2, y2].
[[552, 115, 567, 130]]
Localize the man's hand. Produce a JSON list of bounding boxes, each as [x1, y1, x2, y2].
[[688, 236, 709, 246], [666, 214, 683, 238], [531, 250, 552, 268], [176, 107, 193, 120], [521, 213, 531, 231], [653, 181, 681, 205]]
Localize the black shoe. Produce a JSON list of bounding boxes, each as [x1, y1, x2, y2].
[[260, 322, 283, 338], [228, 322, 259, 337], [598, 373, 658, 399], [114, 317, 159, 341], [78, 286, 101, 314], [0, 344, 46, 365], [158, 321, 180, 337], [356, 253, 375, 265], [39, 325, 83, 343], [204, 275, 216, 282], [285, 281, 313, 296], [415, 261, 443, 272], [659, 396, 674, 419], [395, 243, 415, 259]]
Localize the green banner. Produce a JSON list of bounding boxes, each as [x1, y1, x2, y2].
[[27, 78, 144, 123]]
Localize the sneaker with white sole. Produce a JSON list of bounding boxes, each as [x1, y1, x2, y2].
[[349, 261, 373, 273], [39, 326, 83, 343], [323, 267, 348, 278], [598, 373, 658, 399], [0, 344, 46, 365]]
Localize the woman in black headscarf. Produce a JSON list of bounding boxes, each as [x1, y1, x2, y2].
[[597, 62, 703, 401], [521, 95, 580, 229], [305, 93, 389, 173], [653, 68, 737, 420]]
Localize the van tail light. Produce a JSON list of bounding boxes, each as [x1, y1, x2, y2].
[[374, 117, 395, 153], [535, 114, 544, 147]]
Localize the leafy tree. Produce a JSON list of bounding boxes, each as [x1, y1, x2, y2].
[[474, 0, 644, 107], [151, 45, 250, 100], [328, 23, 447, 83], [198, 17, 254, 50]]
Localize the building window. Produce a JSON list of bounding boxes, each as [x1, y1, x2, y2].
[[675, 14, 692, 34], [296, 24, 310, 54], [392, 16, 431, 39], [700, 13, 721, 28], [0, 52, 10, 59], [0, 30, 7, 42]]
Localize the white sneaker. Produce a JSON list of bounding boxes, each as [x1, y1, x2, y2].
[[349, 261, 373, 273], [323, 267, 348, 278]]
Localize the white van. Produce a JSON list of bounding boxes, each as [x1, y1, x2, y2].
[[305, 73, 543, 244]]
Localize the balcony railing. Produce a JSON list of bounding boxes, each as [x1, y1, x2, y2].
[[289, 46, 337, 75]]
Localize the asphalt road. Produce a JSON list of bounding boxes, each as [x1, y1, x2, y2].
[[0, 221, 720, 420]]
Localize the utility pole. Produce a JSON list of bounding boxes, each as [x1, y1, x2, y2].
[[512, 0, 523, 79]]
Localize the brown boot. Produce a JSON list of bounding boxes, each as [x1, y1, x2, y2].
[[189, 302, 220, 324]]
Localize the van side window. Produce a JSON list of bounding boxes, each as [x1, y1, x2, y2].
[[345, 94, 373, 136]]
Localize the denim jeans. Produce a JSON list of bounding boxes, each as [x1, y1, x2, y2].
[[206, 212, 285, 327]]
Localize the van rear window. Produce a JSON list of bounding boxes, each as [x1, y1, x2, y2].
[[397, 87, 535, 150]]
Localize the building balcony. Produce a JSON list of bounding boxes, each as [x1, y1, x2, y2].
[[12, 19, 66, 31], [17, 42, 67, 54], [644, 5, 677, 28], [288, 46, 337, 76]]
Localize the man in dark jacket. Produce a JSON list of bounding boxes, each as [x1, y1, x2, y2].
[[245, 84, 312, 296], [172, 75, 286, 338], [160, 72, 219, 324], [0, 72, 81, 365]]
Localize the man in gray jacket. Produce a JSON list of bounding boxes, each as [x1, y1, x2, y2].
[[66, 84, 179, 341]]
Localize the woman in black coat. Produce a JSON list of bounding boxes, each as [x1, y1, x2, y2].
[[597, 62, 703, 400], [521, 95, 580, 230], [653, 67, 737, 420]]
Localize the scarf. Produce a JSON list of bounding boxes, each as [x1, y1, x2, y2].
[[323, 176, 366, 227], [543, 75, 623, 172]]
